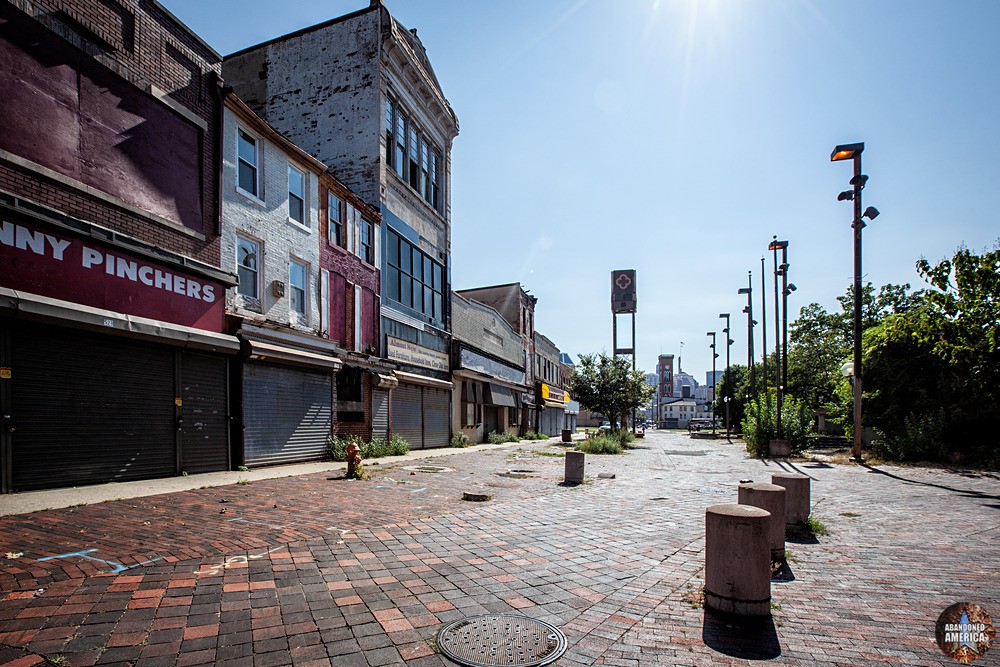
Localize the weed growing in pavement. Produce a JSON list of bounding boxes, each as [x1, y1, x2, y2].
[[840, 511, 861, 518], [681, 583, 704, 610], [535, 450, 566, 457], [181, 471, 188, 476], [800, 515, 829, 537], [522, 431, 548, 440], [48, 657, 69, 667], [450, 433, 473, 448], [771, 600, 783, 611], [237, 466, 249, 472], [487, 430, 518, 444], [327, 434, 410, 461], [576, 434, 624, 455], [237, 478, 250, 486], [784, 549, 798, 563]]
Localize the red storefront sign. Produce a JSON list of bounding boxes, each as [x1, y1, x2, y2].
[[0, 217, 225, 331]]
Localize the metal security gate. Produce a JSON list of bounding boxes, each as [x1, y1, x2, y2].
[[372, 388, 389, 440], [243, 363, 332, 466], [423, 387, 450, 448], [391, 383, 423, 449], [180, 352, 229, 473], [540, 407, 561, 436], [10, 323, 176, 491]]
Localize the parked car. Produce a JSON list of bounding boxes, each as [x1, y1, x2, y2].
[[598, 421, 612, 432]]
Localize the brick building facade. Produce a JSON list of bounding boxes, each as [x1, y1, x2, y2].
[[0, 0, 236, 492]]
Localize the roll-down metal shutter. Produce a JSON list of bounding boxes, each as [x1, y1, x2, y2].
[[391, 383, 422, 449], [179, 352, 229, 474], [243, 363, 332, 466], [11, 323, 176, 491], [372, 388, 389, 440], [423, 387, 450, 449], [541, 407, 560, 436]]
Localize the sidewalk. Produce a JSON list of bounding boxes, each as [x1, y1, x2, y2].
[[0, 431, 997, 666]]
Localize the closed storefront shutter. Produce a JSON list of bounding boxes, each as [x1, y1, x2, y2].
[[423, 387, 450, 449], [179, 352, 229, 474], [541, 407, 561, 436], [391, 383, 422, 449], [372, 388, 389, 440], [11, 323, 176, 491], [243, 363, 332, 466]]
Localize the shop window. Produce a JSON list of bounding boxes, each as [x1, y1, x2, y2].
[[509, 406, 520, 426], [384, 228, 445, 323], [337, 366, 365, 422], [462, 401, 480, 427]]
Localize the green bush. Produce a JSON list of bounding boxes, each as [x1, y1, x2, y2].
[[327, 433, 410, 461], [576, 434, 624, 455], [522, 431, 548, 441], [450, 433, 473, 448], [487, 430, 518, 444], [741, 391, 813, 457], [874, 408, 950, 462]]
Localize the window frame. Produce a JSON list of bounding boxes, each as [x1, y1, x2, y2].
[[287, 164, 307, 227], [236, 234, 261, 303], [236, 127, 261, 199], [327, 191, 344, 247], [385, 93, 444, 214], [385, 228, 445, 323], [289, 257, 308, 319]]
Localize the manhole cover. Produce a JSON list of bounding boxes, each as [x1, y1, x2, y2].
[[437, 614, 567, 667], [662, 449, 707, 456], [401, 465, 454, 473]]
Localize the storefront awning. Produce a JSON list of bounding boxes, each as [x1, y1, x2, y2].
[[484, 383, 517, 408], [246, 340, 342, 370], [395, 370, 454, 390], [1, 288, 240, 353]]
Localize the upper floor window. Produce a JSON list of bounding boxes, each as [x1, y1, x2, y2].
[[385, 95, 442, 213], [236, 235, 260, 301], [344, 203, 375, 266], [288, 165, 306, 225], [289, 259, 307, 317], [328, 192, 344, 247], [237, 129, 259, 197], [385, 228, 444, 323]]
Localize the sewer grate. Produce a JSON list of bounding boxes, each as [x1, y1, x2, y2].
[[401, 465, 454, 473], [436, 614, 567, 667]]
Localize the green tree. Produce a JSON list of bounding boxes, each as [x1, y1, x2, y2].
[[569, 353, 654, 432]]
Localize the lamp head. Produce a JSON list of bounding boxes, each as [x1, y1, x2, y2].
[[742, 305, 750, 313], [831, 142, 864, 161], [719, 313, 729, 319], [768, 239, 789, 250], [738, 287, 751, 295], [849, 174, 869, 188], [838, 190, 855, 202], [863, 206, 880, 220]]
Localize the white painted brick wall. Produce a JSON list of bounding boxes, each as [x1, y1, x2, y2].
[[220, 107, 321, 334]]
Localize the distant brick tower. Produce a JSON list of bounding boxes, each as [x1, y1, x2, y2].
[[656, 354, 674, 426]]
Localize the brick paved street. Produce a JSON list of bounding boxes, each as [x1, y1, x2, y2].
[[0, 430, 997, 666]]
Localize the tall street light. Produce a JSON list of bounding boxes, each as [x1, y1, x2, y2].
[[707, 331, 718, 435], [719, 313, 732, 441], [831, 142, 880, 462], [760, 257, 768, 399], [769, 238, 789, 439], [738, 273, 755, 400]]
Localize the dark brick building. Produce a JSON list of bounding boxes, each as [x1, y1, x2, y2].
[[0, 0, 236, 492]]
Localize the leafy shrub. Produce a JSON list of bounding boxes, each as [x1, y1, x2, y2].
[[450, 433, 473, 448], [576, 434, 624, 455], [522, 431, 548, 441], [874, 408, 950, 462], [741, 391, 813, 457], [327, 434, 410, 461], [487, 431, 518, 444]]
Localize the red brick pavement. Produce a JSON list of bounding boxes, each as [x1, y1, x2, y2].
[[0, 433, 997, 666]]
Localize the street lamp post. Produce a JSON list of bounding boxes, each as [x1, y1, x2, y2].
[[738, 273, 754, 401], [707, 331, 718, 435], [831, 142, 879, 462], [760, 256, 768, 399], [769, 238, 789, 439], [719, 313, 732, 441]]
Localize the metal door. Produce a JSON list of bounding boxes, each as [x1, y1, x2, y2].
[[423, 387, 450, 448], [10, 323, 175, 491], [243, 363, 332, 466], [179, 352, 229, 473], [391, 383, 422, 449], [372, 388, 389, 440]]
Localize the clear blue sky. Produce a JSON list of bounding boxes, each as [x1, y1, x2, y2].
[[164, 0, 1000, 381]]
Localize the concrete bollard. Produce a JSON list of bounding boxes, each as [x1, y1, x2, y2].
[[561, 429, 573, 443], [704, 504, 772, 616], [564, 451, 585, 485], [771, 472, 810, 530], [738, 482, 786, 561]]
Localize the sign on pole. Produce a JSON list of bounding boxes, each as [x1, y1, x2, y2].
[[611, 269, 636, 314]]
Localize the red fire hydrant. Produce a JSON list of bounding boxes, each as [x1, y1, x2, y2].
[[346, 441, 362, 479]]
